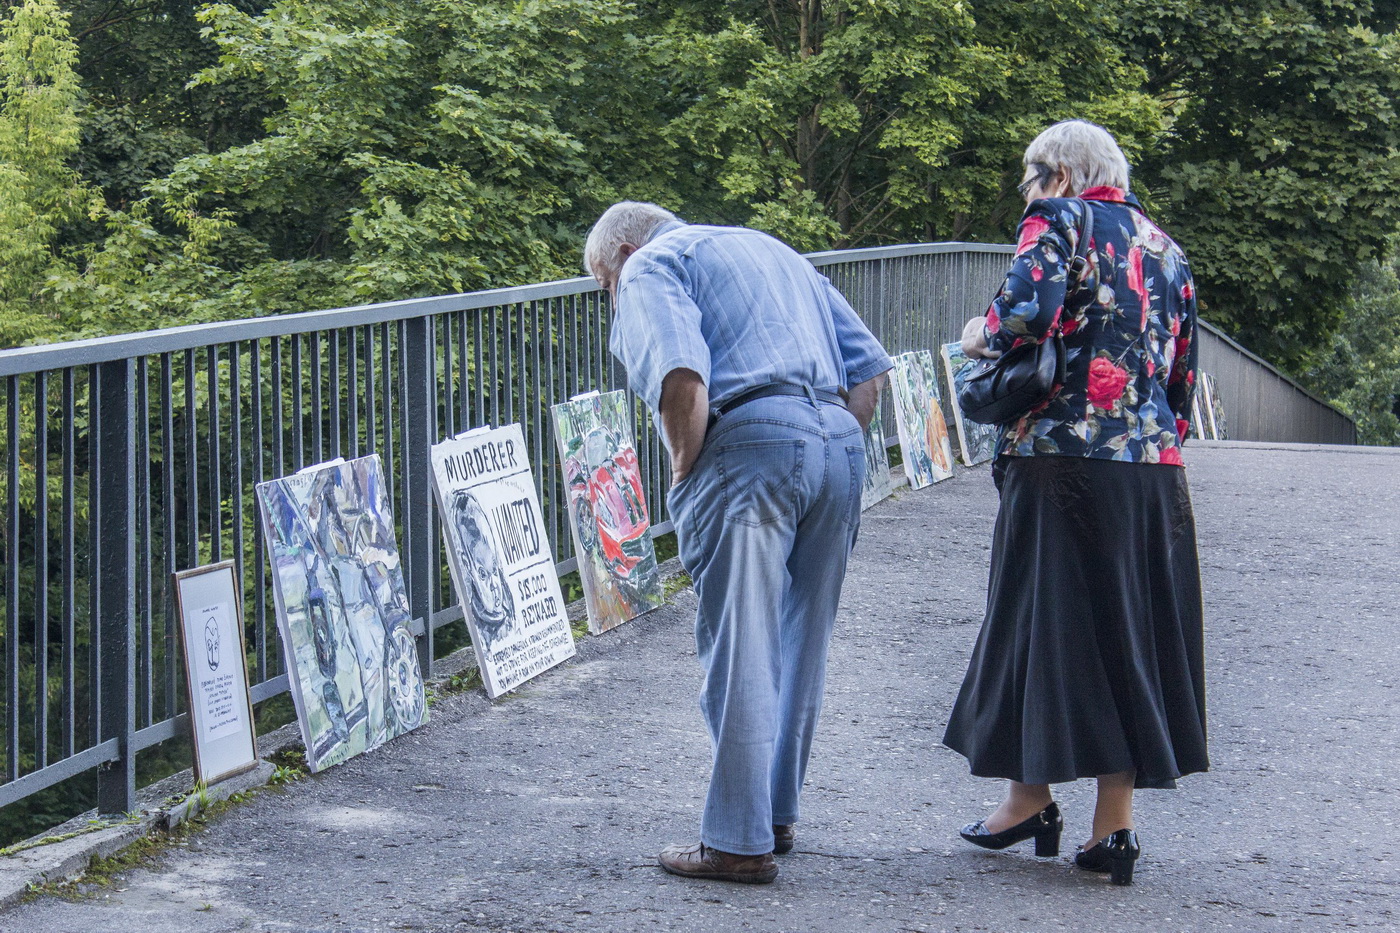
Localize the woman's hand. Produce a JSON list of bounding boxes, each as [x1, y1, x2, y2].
[[962, 317, 1002, 360]]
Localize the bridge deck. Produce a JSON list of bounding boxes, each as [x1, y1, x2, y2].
[[5, 441, 1398, 932]]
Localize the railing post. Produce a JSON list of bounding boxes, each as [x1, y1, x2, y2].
[[94, 359, 136, 815], [403, 317, 435, 675]]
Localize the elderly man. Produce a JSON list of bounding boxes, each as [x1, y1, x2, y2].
[[584, 202, 892, 884]]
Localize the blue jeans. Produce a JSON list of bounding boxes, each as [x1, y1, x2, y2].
[[666, 394, 865, 856]]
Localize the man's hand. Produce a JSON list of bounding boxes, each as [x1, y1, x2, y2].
[[846, 372, 887, 433], [659, 369, 709, 486], [961, 316, 1001, 360]]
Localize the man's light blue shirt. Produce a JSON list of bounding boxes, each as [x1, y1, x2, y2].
[[609, 221, 892, 413]]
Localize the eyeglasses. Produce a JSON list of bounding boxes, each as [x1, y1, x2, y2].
[[1017, 163, 1054, 200]]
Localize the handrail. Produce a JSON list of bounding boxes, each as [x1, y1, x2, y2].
[[0, 242, 1017, 376]]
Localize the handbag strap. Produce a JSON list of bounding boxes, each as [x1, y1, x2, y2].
[[988, 198, 1096, 335], [1055, 198, 1095, 337]]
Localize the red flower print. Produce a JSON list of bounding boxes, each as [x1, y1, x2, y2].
[[1061, 318, 1079, 336], [1176, 418, 1190, 438], [1159, 446, 1183, 466], [1106, 241, 1116, 259], [1181, 281, 1194, 301], [1031, 265, 1043, 282], [986, 305, 1001, 333], [1016, 215, 1049, 255], [1146, 359, 1156, 377], [1127, 246, 1150, 328], [1086, 357, 1130, 408], [1170, 316, 1181, 336]]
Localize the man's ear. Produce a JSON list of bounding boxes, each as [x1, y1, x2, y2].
[[618, 243, 638, 262]]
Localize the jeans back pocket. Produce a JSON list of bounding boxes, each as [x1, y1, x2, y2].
[[717, 439, 804, 527]]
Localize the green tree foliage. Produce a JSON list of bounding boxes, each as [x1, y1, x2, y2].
[[0, 0, 97, 345], [644, 0, 1163, 250], [1121, 0, 1400, 370], [0, 0, 1395, 438], [64, 0, 270, 211], [139, 0, 635, 305], [1303, 256, 1400, 445]]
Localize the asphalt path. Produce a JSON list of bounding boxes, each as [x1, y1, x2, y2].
[[4, 442, 1397, 933]]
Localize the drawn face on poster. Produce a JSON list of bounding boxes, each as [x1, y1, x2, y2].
[[258, 455, 428, 773], [450, 488, 516, 650], [204, 617, 221, 671], [552, 391, 663, 633]]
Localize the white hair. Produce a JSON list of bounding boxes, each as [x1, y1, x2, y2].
[[583, 201, 679, 276], [1024, 120, 1130, 194]]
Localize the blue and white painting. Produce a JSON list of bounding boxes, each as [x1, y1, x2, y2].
[[257, 455, 427, 773]]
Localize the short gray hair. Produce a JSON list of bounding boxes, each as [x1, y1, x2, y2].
[[583, 201, 679, 276], [1024, 120, 1130, 194]]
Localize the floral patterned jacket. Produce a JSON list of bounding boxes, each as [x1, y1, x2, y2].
[[985, 186, 1197, 465]]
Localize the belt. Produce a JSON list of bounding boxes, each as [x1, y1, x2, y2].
[[715, 383, 847, 418]]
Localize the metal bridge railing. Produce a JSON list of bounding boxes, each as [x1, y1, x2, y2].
[[0, 240, 1351, 824]]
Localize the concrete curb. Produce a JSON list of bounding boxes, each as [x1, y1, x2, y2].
[[0, 759, 276, 909]]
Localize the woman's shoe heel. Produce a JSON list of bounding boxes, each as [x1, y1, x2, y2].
[[1075, 828, 1140, 884], [1034, 827, 1061, 858], [1109, 855, 1135, 886]]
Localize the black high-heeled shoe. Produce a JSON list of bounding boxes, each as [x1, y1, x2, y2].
[[1074, 828, 1140, 885], [958, 801, 1062, 857]]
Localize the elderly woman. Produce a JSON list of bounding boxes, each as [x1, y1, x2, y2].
[[942, 120, 1208, 886]]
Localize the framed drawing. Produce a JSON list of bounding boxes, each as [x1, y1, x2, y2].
[[174, 561, 259, 786]]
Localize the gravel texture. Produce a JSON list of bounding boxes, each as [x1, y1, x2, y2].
[[3, 441, 1396, 933]]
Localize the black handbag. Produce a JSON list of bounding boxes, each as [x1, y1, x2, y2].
[[957, 200, 1094, 426]]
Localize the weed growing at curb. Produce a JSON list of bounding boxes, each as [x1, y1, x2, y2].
[[267, 748, 309, 786], [22, 786, 264, 902], [663, 571, 693, 598]]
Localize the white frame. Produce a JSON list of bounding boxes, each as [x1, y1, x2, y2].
[[174, 560, 259, 785]]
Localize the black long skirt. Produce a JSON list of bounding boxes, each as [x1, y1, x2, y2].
[[942, 455, 1209, 789]]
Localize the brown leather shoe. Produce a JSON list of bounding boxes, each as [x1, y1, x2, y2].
[[658, 842, 778, 884], [772, 824, 796, 855]]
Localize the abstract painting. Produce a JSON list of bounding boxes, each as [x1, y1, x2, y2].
[[431, 424, 576, 698], [257, 455, 428, 773], [860, 403, 894, 510], [940, 342, 1000, 466], [550, 391, 663, 633], [890, 350, 955, 489], [1198, 371, 1228, 440]]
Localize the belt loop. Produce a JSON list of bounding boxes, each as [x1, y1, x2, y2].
[[803, 384, 817, 407]]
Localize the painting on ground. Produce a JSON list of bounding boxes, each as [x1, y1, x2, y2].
[[550, 390, 664, 633], [1188, 393, 1206, 440], [431, 424, 576, 699], [940, 342, 1000, 466], [257, 455, 428, 773], [860, 403, 894, 510], [890, 350, 955, 489], [1199, 372, 1228, 440]]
